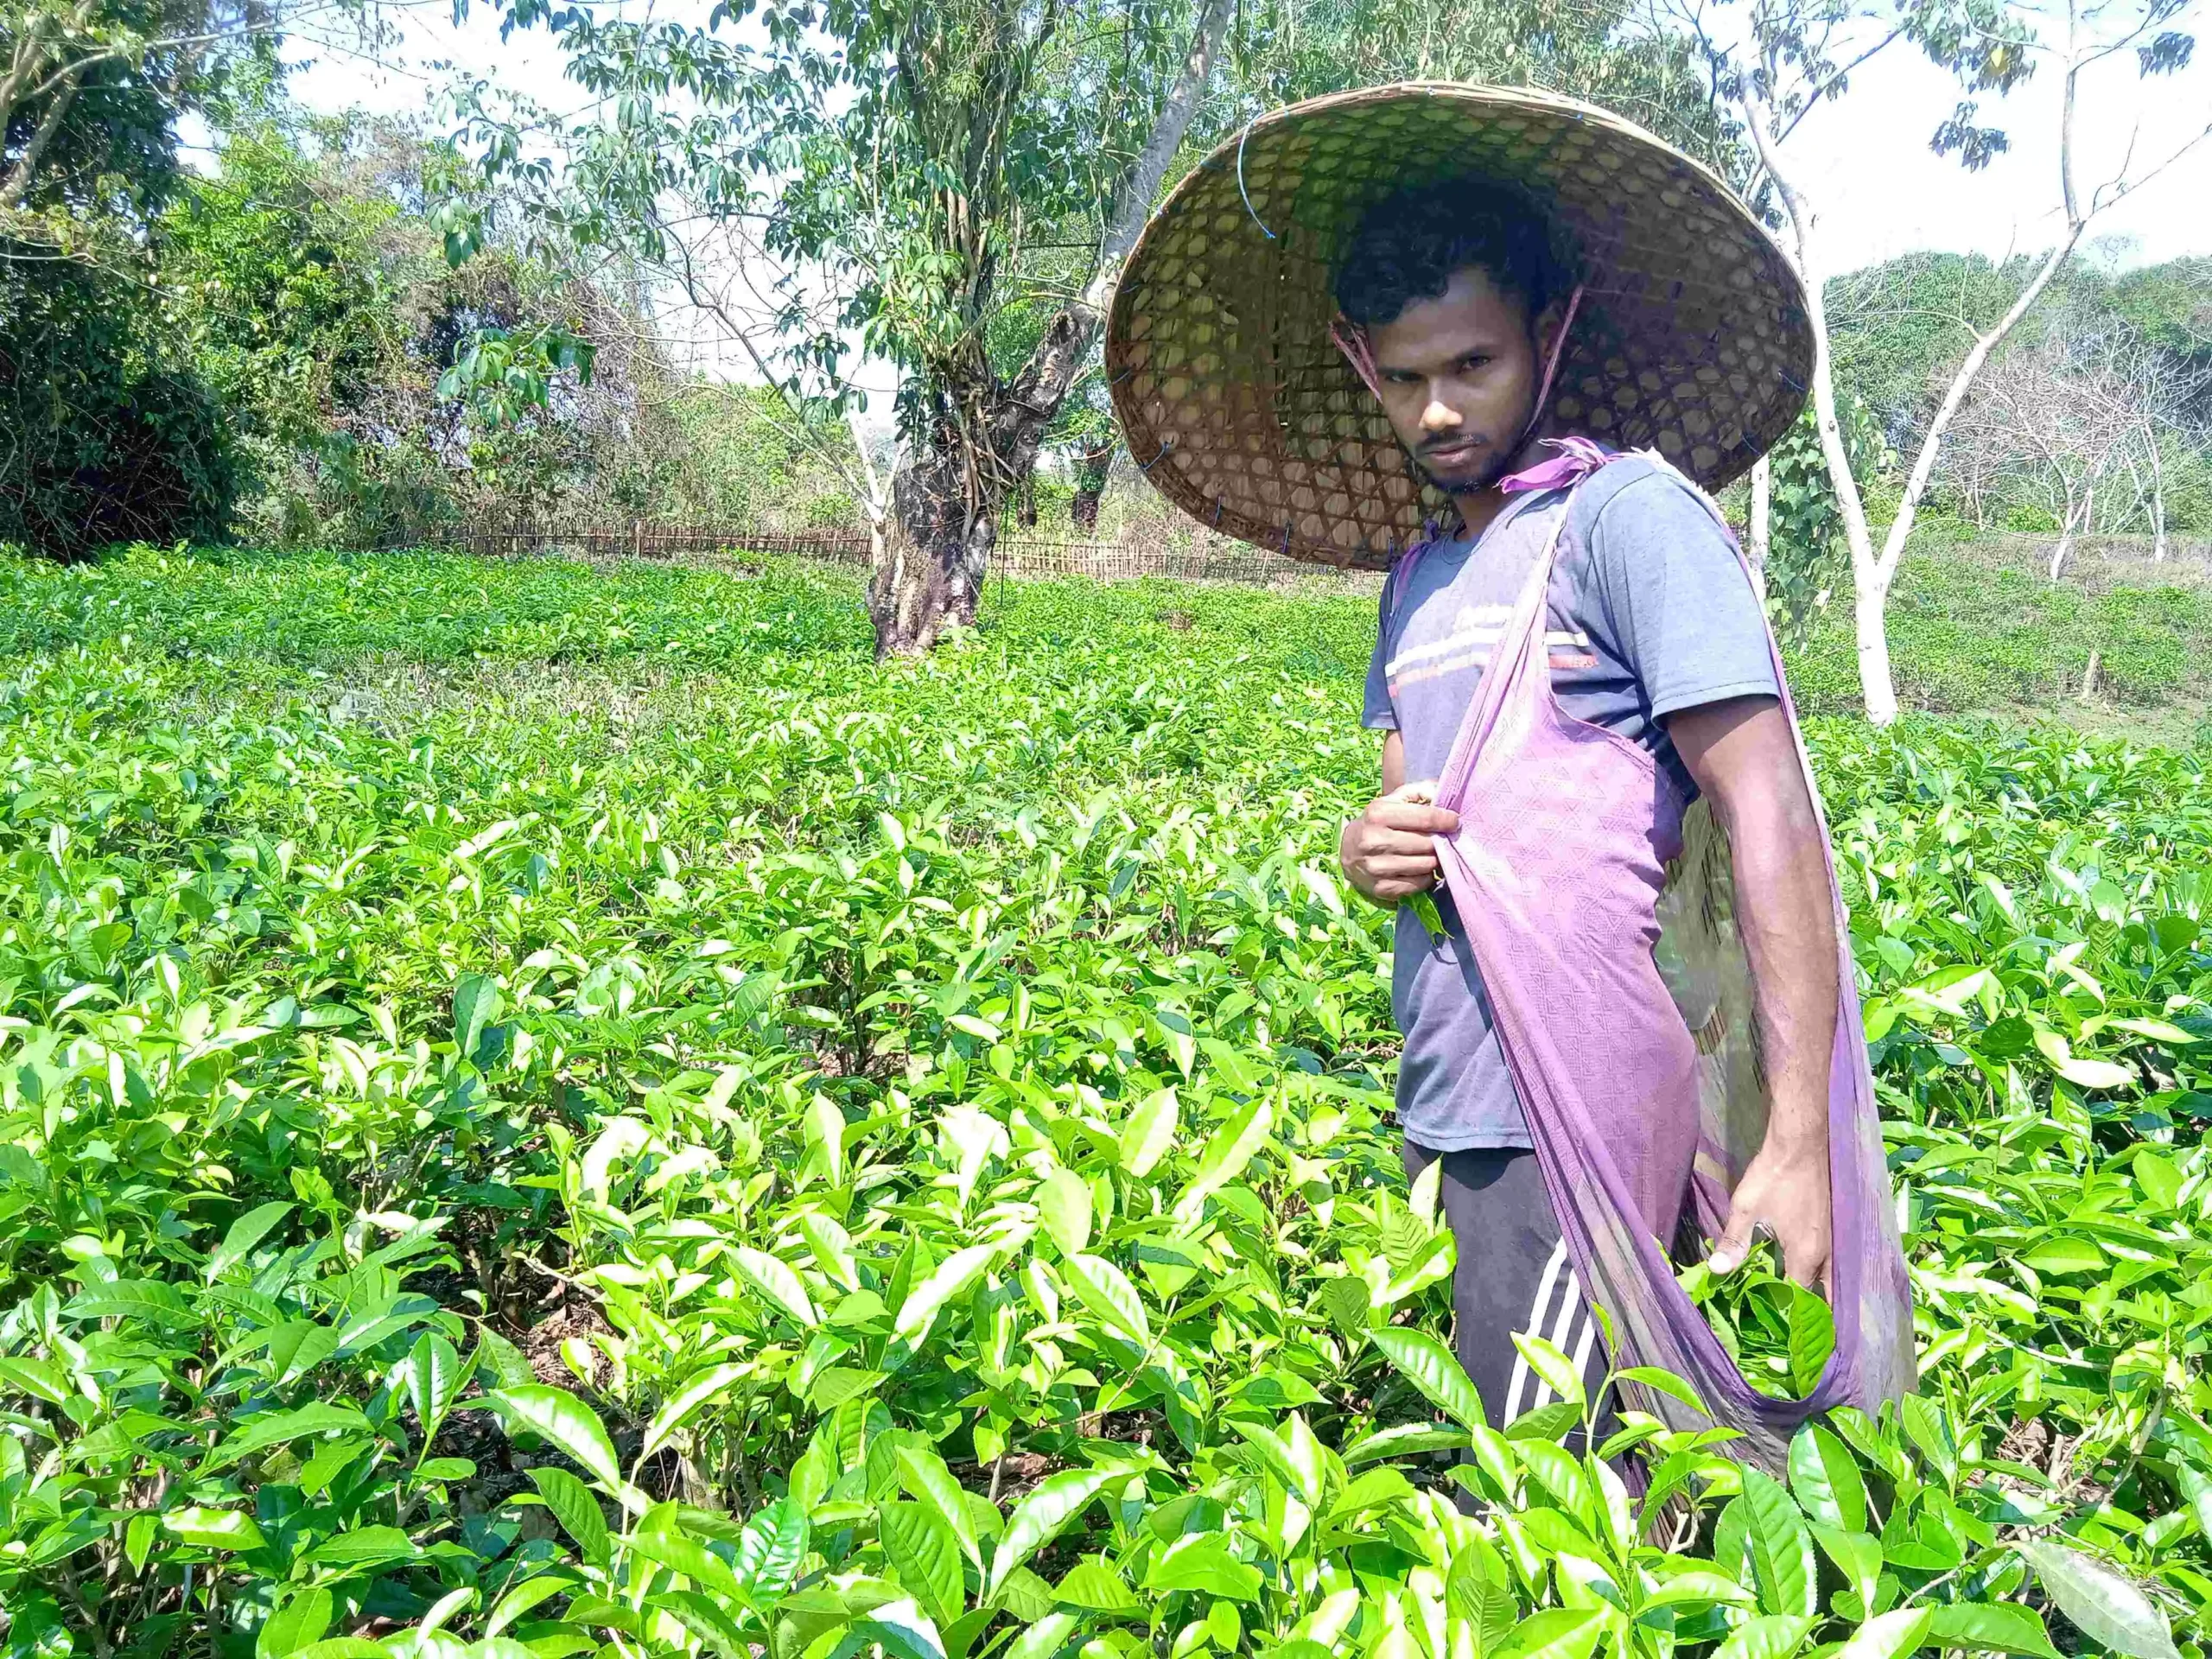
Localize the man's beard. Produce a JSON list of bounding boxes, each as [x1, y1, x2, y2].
[[1410, 440, 1514, 496]]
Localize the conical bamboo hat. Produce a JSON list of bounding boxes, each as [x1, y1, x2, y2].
[[1105, 82, 1812, 569]]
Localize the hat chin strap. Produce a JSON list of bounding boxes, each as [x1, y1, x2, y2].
[[1519, 284, 1583, 449], [1331, 282, 1586, 467]]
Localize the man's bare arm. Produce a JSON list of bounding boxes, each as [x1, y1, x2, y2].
[[1340, 730, 1459, 908], [1669, 695, 1839, 1290]]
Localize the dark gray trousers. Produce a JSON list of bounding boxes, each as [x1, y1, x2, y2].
[[1402, 1141, 1614, 1433]]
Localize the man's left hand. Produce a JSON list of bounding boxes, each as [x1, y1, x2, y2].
[[1711, 1137, 1832, 1292]]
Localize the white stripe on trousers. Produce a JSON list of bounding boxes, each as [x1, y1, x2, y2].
[[1503, 1239, 1595, 1422]]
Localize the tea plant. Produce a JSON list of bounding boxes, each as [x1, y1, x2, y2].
[[0, 544, 2205, 1659]]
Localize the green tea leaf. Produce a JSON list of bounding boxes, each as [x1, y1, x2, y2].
[[1713, 1614, 1819, 1659], [1832, 1606, 1935, 1659], [1118, 1089, 1179, 1177], [163, 1505, 264, 1549], [1741, 1468, 1817, 1618], [1142, 1533, 1263, 1601], [856, 1597, 950, 1659], [1063, 1252, 1148, 1346], [304, 1525, 419, 1568], [897, 1444, 983, 1569], [1171, 1096, 1273, 1221], [630, 1506, 750, 1605], [895, 1243, 998, 1347], [208, 1201, 294, 1283], [733, 1245, 819, 1326], [64, 1280, 197, 1328], [1789, 1422, 1866, 1531], [882, 1499, 966, 1626], [1496, 1606, 1606, 1659], [1005, 1613, 1080, 1659], [1370, 1325, 1484, 1431], [643, 1362, 751, 1461], [474, 1325, 536, 1389], [1446, 1532, 1516, 1653], [1809, 1524, 1881, 1617], [1037, 1167, 1093, 1257], [530, 1466, 610, 1565], [1926, 1603, 2063, 1658], [486, 1572, 577, 1637], [2018, 1540, 2181, 1659], [735, 1495, 810, 1599], [1340, 1422, 1471, 1465], [1509, 1330, 1586, 1411], [205, 1402, 372, 1471], [489, 1385, 626, 1497], [257, 1588, 333, 1658], [453, 971, 503, 1065], [397, 1331, 468, 1446], [1054, 1558, 1143, 1613], [989, 1467, 1116, 1595]]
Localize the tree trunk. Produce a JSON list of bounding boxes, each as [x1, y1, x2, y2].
[[2149, 436, 2168, 561], [865, 0, 1232, 657], [1736, 89, 1897, 725], [870, 433, 998, 656], [1071, 442, 1116, 536], [1854, 575, 1898, 726], [1737, 30, 2096, 727], [2050, 482, 2082, 582]]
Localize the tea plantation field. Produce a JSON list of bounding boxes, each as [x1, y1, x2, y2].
[[1, 544, 2209, 1659]]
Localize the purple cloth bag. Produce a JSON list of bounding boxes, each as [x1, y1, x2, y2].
[[1426, 442, 1916, 1469]]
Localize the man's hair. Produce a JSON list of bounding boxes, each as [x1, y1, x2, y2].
[[1332, 178, 1573, 330]]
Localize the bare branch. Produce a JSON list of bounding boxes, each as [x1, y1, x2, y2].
[[1079, 0, 1232, 316], [0, 63, 81, 210]]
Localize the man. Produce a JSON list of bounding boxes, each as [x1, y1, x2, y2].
[[1106, 83, 1914, 1452], [1329, 178, 1837, 1422]]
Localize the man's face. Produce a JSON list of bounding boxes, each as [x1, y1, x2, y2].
[[1367, 265, 1548, 497]]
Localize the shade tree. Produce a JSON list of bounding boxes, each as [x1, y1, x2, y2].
[[1666, 0, 2205, 722]]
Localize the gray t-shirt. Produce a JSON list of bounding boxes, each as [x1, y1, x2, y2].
[[1362, 454, 1780, 1151]]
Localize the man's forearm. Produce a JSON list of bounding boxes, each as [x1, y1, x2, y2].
[[1670, 699, 1838, 1284], [1670, 700, 1837, 1156], [1724, 785, 1839, 1154]]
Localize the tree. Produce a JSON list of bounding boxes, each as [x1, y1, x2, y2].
[[1, 0, 385, 253], [2, 1, 387, 555], [1673, 0, 2206, 722], [1955, 326, 2137, 579], [451, 0, 1232, 656], [0, 0, 268, 552], [1237, 0, 1740, 163]]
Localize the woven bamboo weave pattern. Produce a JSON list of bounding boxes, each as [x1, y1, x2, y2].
[[1106, 83, 1814, 570]]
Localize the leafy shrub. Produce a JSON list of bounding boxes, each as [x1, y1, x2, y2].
[[0, 549, 2207, 1659], [1762, 397, 1893, 647], [0, 257, 238, 559]]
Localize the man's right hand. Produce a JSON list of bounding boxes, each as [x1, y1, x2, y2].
[[1339, 781, 1459, 907]]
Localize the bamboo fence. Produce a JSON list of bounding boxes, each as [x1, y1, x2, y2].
[[384, 514, 1382, 593]]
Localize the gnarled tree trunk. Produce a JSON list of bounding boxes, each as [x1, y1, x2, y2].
[[870, 432, 999, 654], [866, 0, 1231, 657]]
